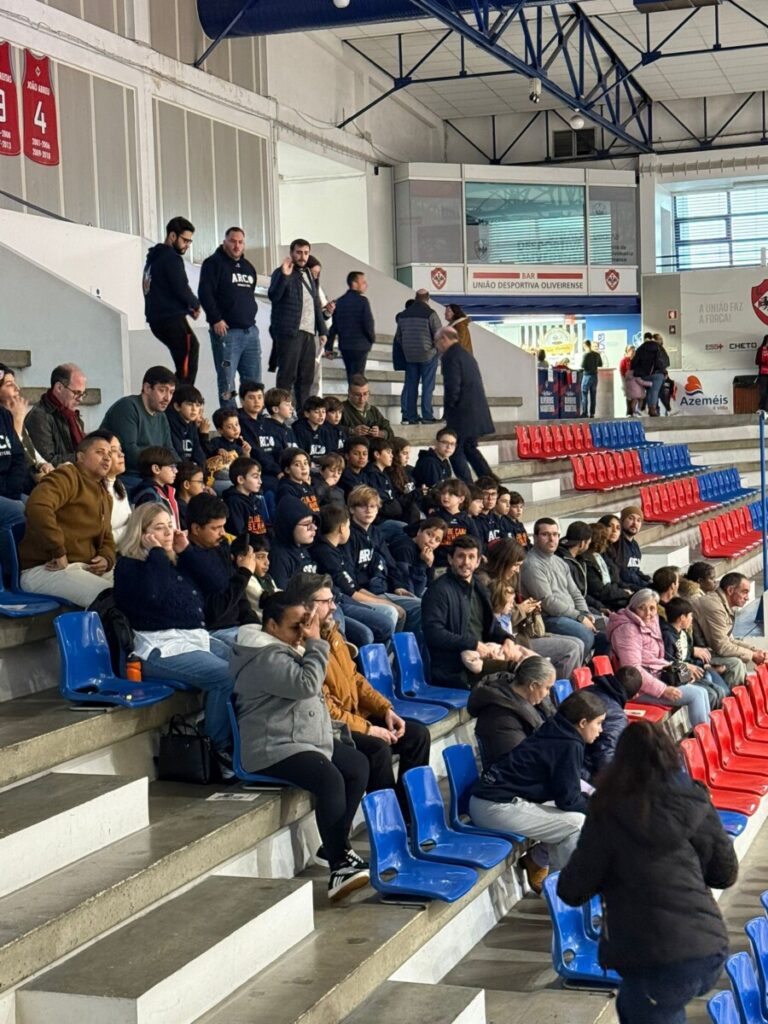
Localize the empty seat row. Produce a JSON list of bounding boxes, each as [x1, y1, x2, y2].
[[698, 467, 757, 504], [699, 505, 761, 558], [570, 449, 658, 492], [516, 420, 656, 462], [637, 442, 696, 478], [589, 419, 654, 451], [641, 476, 714, 523]]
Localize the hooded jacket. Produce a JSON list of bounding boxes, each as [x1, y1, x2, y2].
[[311, 536, 358, 597], [222, 487, 268, 538], [322, 621, 391, 733], [142, 242, 199, 324], [343, 520, 407, 594], [231, 627, 332, 772], [471, 712, 590, 813], [412, 448, 453, 490], [165, 405, 207, 467], [0, 407, 26, 500], [557, 776, 737, 971], [180, 539, 259, 631], [198, 245, 258, 329], [580, 550, 629, 611], [268, 496, 319, 589], [605, 607, 667, 698], [388, 527, 432, 598], [581, 675, 630, 777], [614, 533, 650, 589], [467, 679, 554, 768]]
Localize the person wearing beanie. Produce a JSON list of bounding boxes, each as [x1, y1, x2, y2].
[[555, 521, 595, 608], [615, 507, 651, 591]]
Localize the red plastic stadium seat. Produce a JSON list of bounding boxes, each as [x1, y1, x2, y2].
[[562, 423, 577, 455], [571, 667, 592, 689], [516, 426, 533, 460], [693, 724, 768, 796], [570, 456, 588, 491], [625, 703, 668, 724], [729, 689, 768, 744], [709, 709, 768, 770], [680, 739, 759, 815], [550, 424, 567, 457], [528, 425, 544, 459], [590, 655, 613, 676]]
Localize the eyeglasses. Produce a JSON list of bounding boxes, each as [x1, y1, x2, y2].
[[297, 520, 317, 529], [312, 596, 335, 606], [178, 235, 194, 244], [62, 384, 87, 400]]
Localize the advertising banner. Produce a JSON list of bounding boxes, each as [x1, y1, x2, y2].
[[537, 367, 558, 419], [678, 268, 768, 370], [467, 264, 587, 295], [0, 42, 20, 157], [407, 264, 465, 294], [674, 370, 734, 416]]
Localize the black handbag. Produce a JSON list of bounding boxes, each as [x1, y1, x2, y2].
[[661, 662, 693, 687], [157, 715, 213, 784]]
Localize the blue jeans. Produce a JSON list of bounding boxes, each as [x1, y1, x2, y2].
[[581, 373, 597, 417], [338, 595, 397, 645], [386, 593, 423, 646], [403, 357, 438, 421], [616, 952, 725, 1024], [210, 325, 262, 408], [646, 372, 665, 413], [543, 614, 596, 658], [634, 683, 710, 726], [0, 497, 25, 530], [140, 637, 233, 751]]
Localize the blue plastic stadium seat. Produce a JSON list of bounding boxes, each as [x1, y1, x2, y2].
[[718, 810, 749, 837], [752, 503, 764, 532], [442, 744, 526, 843], [761, 890, 768, 917], [0, 526, 67, 617], [542, 873, 620, 988], [745, 916, 768, 1021], [582, 897, 603, 942], [725, 951, 766, 1024], [392, 632, 469, 710], [552, 678, 573, 706], [404, 765, 512, 869], [55, 611, 175, 708], [358, 643, 449, 725], [226, 701, 295, 786], [362, 788, 478, 903], [707, 990, 741, 1024], [589, 423, 604, 449]]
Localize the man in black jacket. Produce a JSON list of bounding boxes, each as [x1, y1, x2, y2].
[[395, 290, 441, 425], [615, 505, 651, 590], [581, 668, 642, 778], [422, 534, 528, 689], [326, 272, 375, 381], [435, 326, 495, 483], [267, 239, 327, 412], [142, 216, 201, 385], [198, 227, 261, 408]]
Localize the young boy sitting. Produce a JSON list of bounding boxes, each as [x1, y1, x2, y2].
[[132, 445, 180, 527], [165, 384, 207, 467], [474, 475, 502, 549], [268, 495, 319, 588], [413, 428, 458, 490], [207, 408, 252, 489], [276, 447, 320, 512], [432, 477, 480, 566], [389, 517, 446, 598], [231, 532, 276, 613], [313, 451, 345, 507], [292, 396, 332, 463], [223, 456, 268, 539], [582, 666, 643, 778], [253, 387, 296, 492], [236, 380, 266, 451], [365, 437, 403, 524], [660, 596, 729, 708], [499, 489, 530, 549], [175, 460, 206, 530], [340, 436, 370, 496], [324, 396, 346, 452]]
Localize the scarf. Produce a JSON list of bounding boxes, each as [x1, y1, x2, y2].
[[45, 388, 85, 446]]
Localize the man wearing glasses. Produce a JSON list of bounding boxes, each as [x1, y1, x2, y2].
[[142, 216, 202, 385], [25, 363, 87, 467]]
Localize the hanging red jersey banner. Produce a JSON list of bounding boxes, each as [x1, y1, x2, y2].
[[22, 50, 59, 166], [0, 42, 20, 157]]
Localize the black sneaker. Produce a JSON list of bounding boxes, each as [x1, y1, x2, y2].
[[328, 863, 370, 901], [344, 848, 369, 871], [215, 750, 236, 782]]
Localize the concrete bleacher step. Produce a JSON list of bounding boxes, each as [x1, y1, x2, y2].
[[0, 772, 147, 899], [0, 349, 30, 370], [0, 686, 199, 789], [18, 875, 313, 1024], [195, 856, 520, 1024], [0, 780, 316, 993], [341, 981, 486, 1024]]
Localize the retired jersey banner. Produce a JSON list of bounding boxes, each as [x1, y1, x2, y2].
[[0, 42, 20, 157], [22, 50, 58, 166]]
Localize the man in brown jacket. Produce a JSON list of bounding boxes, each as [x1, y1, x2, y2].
[[693, 571, 766, 688], [20, 430, 115, 607], [286, 573, 430, 815]]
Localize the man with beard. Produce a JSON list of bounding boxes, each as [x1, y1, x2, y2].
[[101, 367, 177, 487], [615, 506, 651, 590]]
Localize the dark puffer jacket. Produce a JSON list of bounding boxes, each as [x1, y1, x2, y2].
[[557, 775, 737, 971], [467, 678, 554, 768]]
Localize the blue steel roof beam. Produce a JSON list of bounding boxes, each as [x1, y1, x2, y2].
[[405, 0, 653, 151], [445, 119, 494, 162], [655, 101, 705, 147], [488, 2, 527, 46], [497, 109, 542, 162], [707, 92, 757, 146], [548, 9, 581, 100], [642, 6, 700, 64], [402, 29, 454, 80]]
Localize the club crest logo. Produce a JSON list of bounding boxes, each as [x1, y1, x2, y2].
[[684, 375, 704, 396], [604, 268, 620, 291], [430, 266, 447, 290], [752, 279, 768, 325]]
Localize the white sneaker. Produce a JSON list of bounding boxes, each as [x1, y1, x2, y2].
[[328, 863, 370, 901]]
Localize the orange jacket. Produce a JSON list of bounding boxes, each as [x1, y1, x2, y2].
[[322, 622, 391, 733]]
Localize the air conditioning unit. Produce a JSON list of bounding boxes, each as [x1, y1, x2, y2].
[[553, 128, 596, 160], [634, 0, 720, 11]]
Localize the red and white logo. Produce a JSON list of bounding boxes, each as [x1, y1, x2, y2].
[[752, 279, 768, 326], [430, 266, 447, 290], [604, 268, 620, 292]]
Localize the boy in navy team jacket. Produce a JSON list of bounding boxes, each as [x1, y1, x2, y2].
[[222, 456, 268, 539], [267, 496, 319, 589], [253, 387, 296, 492], [165, 384, 208, 468], [292, 396, 334, 463], [0, 406, 26, 525]]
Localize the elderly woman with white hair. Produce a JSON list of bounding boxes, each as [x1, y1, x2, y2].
[[605, 588, 710, 726]]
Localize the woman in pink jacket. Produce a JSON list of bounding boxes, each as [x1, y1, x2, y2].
[[605, 589, 710, 725]]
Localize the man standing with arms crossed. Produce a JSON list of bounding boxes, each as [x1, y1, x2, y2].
[[268, 239, 327, 412], [199, 226, 261, 410], [142, 217, 201, 385]]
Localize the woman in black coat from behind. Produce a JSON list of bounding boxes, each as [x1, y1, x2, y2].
[[436, 326, 495, 484], [558, 721, 737, 1024]]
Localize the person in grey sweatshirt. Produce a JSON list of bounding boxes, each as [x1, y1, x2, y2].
[[230, 592, 370, 901], [519, 517, 599, 658]]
